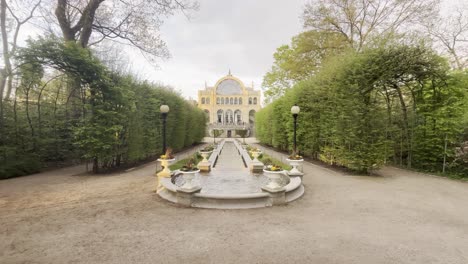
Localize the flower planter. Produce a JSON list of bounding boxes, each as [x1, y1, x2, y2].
[[251, 151, 262, 162], [199, 151, 212, 163], [286, 158, 304, 176], [263, 169, 286, 190], [198, 151, 213, 172], [157, 158, 176, 178], [180, 169, 200, 190]]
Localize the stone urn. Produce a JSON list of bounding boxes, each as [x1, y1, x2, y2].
[[180, 169, 200, 190], [199, 151, 212, 163], [251, 151, 262, 162], [198, 151, 213, 172], [263, 169, 286, 190], [157, 158, 176, 178], [286, 158, 304, 177]]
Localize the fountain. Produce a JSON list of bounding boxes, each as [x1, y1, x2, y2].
[[157, 139, 304, 209]]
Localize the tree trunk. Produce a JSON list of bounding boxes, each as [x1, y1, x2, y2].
[[24, 85, 36, 151], [93, 157, 99, 173], [394, 84, 411, 168], [1, 0, 12, 101], [55, 0, 77, 42]]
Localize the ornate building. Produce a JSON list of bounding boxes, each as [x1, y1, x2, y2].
[[198, 72, 261, 137]]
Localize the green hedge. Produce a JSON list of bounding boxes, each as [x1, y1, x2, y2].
[[257, 45, 468, 174], [0, 37, 206, 178]]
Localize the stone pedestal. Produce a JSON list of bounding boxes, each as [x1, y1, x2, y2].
[[198, 151, 212, 172], [157, 158, 175, 178], [156, 158, 175, 192], [176, 187, 202, 207], [198, 161, 211, 172], [261, 186, 286, 206], [250, 151, 263, 173], [250, 161, 264, 173]]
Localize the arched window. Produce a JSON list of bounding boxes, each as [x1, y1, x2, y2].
[[206, 98, 210, 104], [230, 98, 233, 104], [201, 98, 205, 104], [225, 109, 233, 124], [217, 109, 224, 124], [234, 110, 242, 124], [226, 97, 229, 104], [253, 97, 257, 105], [249, 110, 256, 125], [221, 97, 224, 104], [234, 98, 238, 104], [239, 97, 242, 105], [249, 97, 252, 105], [217, 97, 220, 104]]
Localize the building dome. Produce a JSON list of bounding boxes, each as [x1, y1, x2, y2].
[[216, 79, 243, 95]]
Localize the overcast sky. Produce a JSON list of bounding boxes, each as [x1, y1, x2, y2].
[[129, 0, 306, 100], [15, 0, 462, 100]]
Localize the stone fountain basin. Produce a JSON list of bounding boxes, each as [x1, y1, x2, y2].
[[157, 139, 304, 209], [159, 173, 303, 209]]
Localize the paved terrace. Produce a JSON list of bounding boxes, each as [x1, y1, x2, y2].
[[1, 138, 468, 263]]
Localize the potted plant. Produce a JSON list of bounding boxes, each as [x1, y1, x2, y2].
[[286, 151, 304, 176], [199, 145, 215, 162], [249, 147, 262, 161], [198, 145, 214, 172], [179, 158, 200, 189], [263, 163, 286, 190], [157, 148, 176, 178]]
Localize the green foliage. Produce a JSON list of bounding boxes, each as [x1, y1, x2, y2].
[[0, 37, 206, 178], [257, 44, 467, 175], [212, 129, 223, 143], [235, 129, 248, 143], [258, 154, 292, 171], [262, 30, 349, 102], [169, 153, 203, 171]]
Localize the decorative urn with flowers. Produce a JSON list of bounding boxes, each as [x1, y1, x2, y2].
[[286, 151, 304, 177], [249, 147, 262, 162], [179, 158, 200, 190], [263, 164, 286, 190], [157, 148, 176, 178], [198, 145, 214, 172]]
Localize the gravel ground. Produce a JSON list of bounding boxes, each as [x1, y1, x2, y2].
[[1, 138, 468, 264]]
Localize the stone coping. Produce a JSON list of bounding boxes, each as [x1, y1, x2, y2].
[[208, 139, 225, 166], [233, 139, 256, 167], [194, 192, 269, 199], [160, 177, 177, 192], [284, 177, 301, 192]]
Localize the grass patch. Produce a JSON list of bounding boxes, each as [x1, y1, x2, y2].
[[169, 153, 204, 171], [259, 153, 292, 170]]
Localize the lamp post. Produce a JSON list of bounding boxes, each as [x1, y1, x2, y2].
[[160, 105, 169, 154], [291, 104, 300, 154]]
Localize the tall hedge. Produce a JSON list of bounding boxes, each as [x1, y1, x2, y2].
[[0, 37, 206, 178], [257, 45, 467, 174]]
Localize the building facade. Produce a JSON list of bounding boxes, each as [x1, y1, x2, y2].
[[198, 73, 261, 137]]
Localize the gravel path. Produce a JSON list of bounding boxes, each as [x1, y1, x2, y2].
[[1, 138, 468, 264]]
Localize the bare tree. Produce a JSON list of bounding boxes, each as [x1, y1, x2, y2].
[[45, 0, 198, 63], [302, 0, 440, 50], [0, 0, 41, 101], [426, 9, 468, 70]]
